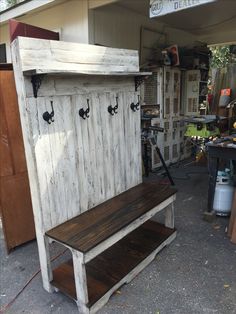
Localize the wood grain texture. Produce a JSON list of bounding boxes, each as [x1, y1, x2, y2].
[[51, 220, 176, 307], [11, 37, 149, 294], [0, 69, 35, 252], [46, 183, 177, 253], [11, 38, 54, 292], [24, 89, 142, 231], [0, 71, 27, 174], [0, 173, 35, 251], [17, 36, 139, 73]]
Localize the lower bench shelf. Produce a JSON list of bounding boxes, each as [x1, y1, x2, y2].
[[51, 220, 176, 311]]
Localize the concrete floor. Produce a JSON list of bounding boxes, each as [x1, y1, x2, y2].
[[0, 163, 236, 314]]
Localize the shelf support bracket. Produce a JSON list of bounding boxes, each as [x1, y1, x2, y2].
[[135, 76, 147, 92], [31, 74, 45, 98]]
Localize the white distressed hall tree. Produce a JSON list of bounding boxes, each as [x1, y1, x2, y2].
[[11, 37, 176, 314]]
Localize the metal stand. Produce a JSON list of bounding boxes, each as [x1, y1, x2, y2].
[[142, 126, 175, 186]]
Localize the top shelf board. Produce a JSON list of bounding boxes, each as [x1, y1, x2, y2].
[[23, 69, 152, 77]]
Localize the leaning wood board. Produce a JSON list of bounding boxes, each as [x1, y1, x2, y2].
[[11, 37, 144, 293]]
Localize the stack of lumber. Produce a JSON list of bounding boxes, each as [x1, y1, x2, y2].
[[228, 190, 236, 244]]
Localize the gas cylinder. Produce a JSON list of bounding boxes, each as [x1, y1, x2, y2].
[[213, 176, 234, 216]]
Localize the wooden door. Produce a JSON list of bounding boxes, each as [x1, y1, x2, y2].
[[0, 67, 35, 252]]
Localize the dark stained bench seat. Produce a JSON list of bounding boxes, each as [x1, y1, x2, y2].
[[46, 182, 177, 256], [46, 181, 177, 313]]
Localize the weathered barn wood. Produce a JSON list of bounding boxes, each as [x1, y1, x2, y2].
[[11, 37, 176, 313]]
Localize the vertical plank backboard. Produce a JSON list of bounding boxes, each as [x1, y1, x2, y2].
[[11, 37, 143, 291]]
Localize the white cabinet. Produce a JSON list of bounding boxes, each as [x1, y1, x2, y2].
[[144, 66, 185, 169], [184, 69, 208, 116]]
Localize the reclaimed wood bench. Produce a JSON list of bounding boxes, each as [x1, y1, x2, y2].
[[46, 182, 177, 314], [12, 37, 177, 314]]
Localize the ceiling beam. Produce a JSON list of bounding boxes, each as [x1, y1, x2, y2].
[[88, 0, 120, 10]]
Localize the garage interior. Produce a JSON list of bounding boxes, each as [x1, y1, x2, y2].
[[0, 0, 236, 313]]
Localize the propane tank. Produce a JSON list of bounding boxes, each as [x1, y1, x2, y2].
[[213, 175, 234, 216]]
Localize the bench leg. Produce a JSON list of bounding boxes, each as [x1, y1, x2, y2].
[[165, 203, 175, 229], [37, 234, 54, 292], [72, 250, 89, 314]]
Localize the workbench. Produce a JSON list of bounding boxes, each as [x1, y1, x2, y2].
[[206, 139, 236, 212]]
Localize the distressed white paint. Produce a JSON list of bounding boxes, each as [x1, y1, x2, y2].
[[72, 250, 88, 305], [12, 37, 177, 314], [11, 37, 143, 290], [16, 36, 139, 74], [11, 38, 54, 293]]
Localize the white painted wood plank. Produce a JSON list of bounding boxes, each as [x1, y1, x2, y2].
[[71, 251, 89, 308], [93, 93, 106, 203], [165, 202, 175, 229], [27, 97, 54, 230], [11, 39, 53, 292], [25, 75, 136, 100], [101, 92, 115, 200], [133, 91, 142, 185], [79, 94, 94, 211], [17, 36, 140, 73], [72, 95, 89, 213], [116, 92, 126, 192], [23, 69, 151, 76], [22, 64, 139, 74]]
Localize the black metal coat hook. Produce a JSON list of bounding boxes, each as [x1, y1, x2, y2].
[[130, 95, 140, 112], [108, 96, 119, 116], [79, 99, 90, 120], [43, 101, 54, 124]]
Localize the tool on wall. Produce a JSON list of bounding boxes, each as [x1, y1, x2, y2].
[[130, 95, 140, 112], [43, 101, 54, 124], [108, 96, 119, 115], [79, 99, 90, 120]]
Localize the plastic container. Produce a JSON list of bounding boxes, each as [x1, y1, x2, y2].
[[213, 176, 234, 216]]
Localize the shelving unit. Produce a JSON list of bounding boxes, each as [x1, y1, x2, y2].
[[184, 69, 208, 116], [143, 66, 185, 169]]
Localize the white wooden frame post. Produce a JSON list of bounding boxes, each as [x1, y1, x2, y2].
[[71, 250, 89, 314], [165, 203, 175, 229]]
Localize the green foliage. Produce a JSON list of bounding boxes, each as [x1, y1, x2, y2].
[[210, 46, 230, 69], [0, 0, 17, 12]]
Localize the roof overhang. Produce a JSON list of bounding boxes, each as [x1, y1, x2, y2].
[[0, 0, 65, 25], [118, 0, 236, 45]]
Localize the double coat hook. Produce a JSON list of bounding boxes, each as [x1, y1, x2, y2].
[[79, 99, 90, 120], [108, 96, 119, 115], [130, 95, 140, 112], [43, 101, 54, 124]]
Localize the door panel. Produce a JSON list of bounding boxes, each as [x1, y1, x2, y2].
[[0, 173, 35, 251], [0, 89, 14, 177], [1, 71, 27, 173], [0, 69, 35, 253]]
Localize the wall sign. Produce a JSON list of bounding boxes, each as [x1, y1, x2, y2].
[[150, 0, 216, 18]]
